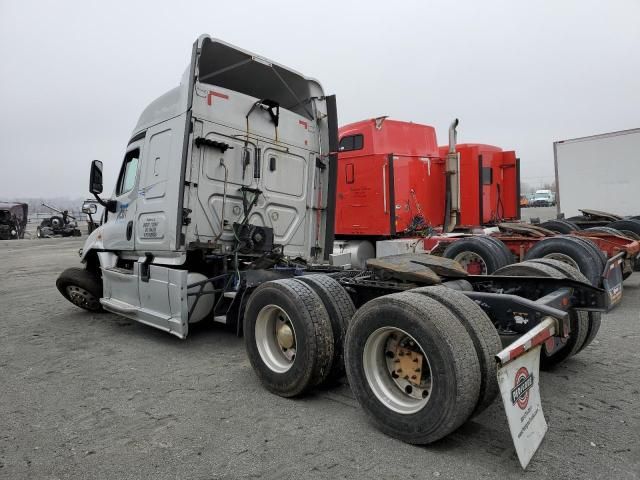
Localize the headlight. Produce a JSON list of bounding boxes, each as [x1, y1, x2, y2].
[[10, 229, 16, 236]]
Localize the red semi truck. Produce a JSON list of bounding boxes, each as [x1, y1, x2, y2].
[[335, 117, 519, 237], [333, 117, 639, 282]]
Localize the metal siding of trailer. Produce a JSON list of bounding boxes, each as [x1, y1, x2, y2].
[[554, 128, 640, 217]]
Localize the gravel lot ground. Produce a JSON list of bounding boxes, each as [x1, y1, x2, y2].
[[1, 230, 639, 480]]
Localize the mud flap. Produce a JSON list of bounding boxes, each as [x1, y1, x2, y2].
[[497, 345, 547, 469], [602, 252, 624, 308]]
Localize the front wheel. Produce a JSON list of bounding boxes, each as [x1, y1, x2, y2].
[[56, 267, 103, 312]]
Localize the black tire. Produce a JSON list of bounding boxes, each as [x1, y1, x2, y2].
[[443, 236, 511, 274], [540, 219, 579, 234], [586, 226, 625, 236], [607, 219, 640, 238], [243, 279, 334, 397], [295, 274, 356, 383], [73, 229, 82, 237], [523, 236, 604, 286], [565, 235, 607, 272], [345, 292, 480, 444], [412, 286, 501, 416], [569, 235, 607, 270], [56, 267, 104, 312], [585, 226, 640, 252], [493, 261, 589, 370], [524, 258, 601, 353], [494, 261, 564, 278], [50, 215, 63, 229], [477, 235, 515, 265]]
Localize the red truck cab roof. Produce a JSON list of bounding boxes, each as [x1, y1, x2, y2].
[[339, 117, 439, 158], [335, 118, 521, 238]]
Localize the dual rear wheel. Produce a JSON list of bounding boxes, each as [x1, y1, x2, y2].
[[245, 263, 601, 445], [243, 275, 355, 397], [244, 275, 502, 444]]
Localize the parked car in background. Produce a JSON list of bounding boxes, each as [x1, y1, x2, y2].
[[530, 189, 556, 207]]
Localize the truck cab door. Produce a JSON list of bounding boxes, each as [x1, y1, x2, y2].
[[101, 143, 142, 251]]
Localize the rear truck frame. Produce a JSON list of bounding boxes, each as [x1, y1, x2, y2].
[[54, 35, 622, 470]]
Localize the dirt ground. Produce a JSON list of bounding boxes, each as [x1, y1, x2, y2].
[[0, 233, 638, 480]]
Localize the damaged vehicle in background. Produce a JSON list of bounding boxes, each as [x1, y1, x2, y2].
[[36, 202, 82, 238], [0, 202, 28, 239]]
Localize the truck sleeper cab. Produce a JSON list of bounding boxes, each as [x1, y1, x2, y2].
[[58, 35, 335, 339]]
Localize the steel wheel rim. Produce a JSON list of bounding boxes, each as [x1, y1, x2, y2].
[[255, 304, 297, 373], [543, 253, 580, 271], [66, 285, 99, 309], [363, 327, 432, 414], [453, 251, 488, 275]]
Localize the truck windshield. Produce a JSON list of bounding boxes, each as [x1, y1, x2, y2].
[[197, 38, 314, 120]]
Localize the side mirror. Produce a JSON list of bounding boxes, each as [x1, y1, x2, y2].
[[82, 202, 97, 214], [89, 160, 104, 194]]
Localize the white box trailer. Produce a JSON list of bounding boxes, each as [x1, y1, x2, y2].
[[554, 128, 640, 218]]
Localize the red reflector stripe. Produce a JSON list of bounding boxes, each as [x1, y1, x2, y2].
[[508, 324, 554, 361], [207, 91, 229, 105]]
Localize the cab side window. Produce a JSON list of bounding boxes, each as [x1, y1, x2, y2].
[[116, 149, 140, 196], [339, 134, 364, 152]]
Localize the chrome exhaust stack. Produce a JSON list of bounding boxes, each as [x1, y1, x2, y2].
[[444, 118, 460, 232]]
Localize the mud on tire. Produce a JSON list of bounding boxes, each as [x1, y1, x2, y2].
[[344, 292, 480, 444], [243, 279, 334, 397]]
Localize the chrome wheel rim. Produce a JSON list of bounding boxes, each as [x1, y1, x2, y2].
[[255, 304, 297, 373], [363, 327, 432, 414], [66, 285, 99, 310], [543, 253, 580, 271], [454, 251, 488, 275]]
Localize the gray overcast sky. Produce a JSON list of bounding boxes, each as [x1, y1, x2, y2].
[[1, 0, 638, 198]]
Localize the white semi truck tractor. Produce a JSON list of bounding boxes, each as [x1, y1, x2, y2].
[[55, 35, 623, 469]]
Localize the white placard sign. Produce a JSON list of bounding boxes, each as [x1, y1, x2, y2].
[[497, 345, 548, 469]]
